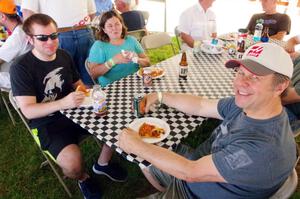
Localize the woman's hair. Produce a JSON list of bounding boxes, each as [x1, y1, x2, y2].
[[95, 10, 127, 42], [23, 13, 57, 36]]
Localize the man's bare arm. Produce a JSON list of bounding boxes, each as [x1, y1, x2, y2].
[[282, 87, 300, 105], [180, 32, 194, 48], [145, 92, 222, 119], [270, 31, 286, 41], [119, 129, 226, 183]]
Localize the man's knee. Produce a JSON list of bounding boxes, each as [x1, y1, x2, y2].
[[56, 144, 83, 177]]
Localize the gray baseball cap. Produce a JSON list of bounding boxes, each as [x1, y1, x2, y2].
[[225, 43, 293, 78]]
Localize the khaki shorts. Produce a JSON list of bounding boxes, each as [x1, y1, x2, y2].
[[140, 144, 196, 199]]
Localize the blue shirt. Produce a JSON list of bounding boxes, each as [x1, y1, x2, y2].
[[88, 36, 144, 87], [187, 97, 297, 199], [94, 0, 113, 16]]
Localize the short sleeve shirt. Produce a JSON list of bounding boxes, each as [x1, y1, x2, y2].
[[95, 0, 113, 16], [187, 97, 297, 199], [246, 13, 291, 36], [21, 0, 96, 27], [178, 3, 216, 41], [121, 10, 145, 31], [10, 49, 80, 128], [88, 36, 144, 87], [0, 25, 31, 62]]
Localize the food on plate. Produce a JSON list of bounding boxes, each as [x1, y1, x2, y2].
[[139, 67, 164, 78], [219, 33, 237, 41], [76, 85, 90, 97], [138, 122, 165, 138]]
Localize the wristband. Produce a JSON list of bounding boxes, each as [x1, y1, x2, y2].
[[108, 58, 115, 67], [157, 91, 163, 105], [104, 62, 111, 69]]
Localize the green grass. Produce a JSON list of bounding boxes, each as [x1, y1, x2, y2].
[[0, 38, 182, 199], [1, 37, 300, 199]]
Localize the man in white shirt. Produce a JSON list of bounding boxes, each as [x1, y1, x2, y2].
[[178, 0, 216, 50], [0, 0, 31, 89], [21, 0, 97, 85]]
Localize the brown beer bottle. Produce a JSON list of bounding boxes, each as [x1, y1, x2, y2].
[[179, 51, 188, 78]]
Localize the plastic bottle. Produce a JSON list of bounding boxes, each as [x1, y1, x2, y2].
[[92, 85, 107, 116], [253, 20, 263, 42]]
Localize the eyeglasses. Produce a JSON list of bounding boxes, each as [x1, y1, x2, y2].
[[32, 32, 59, 42], [234, 67, 261, 83]]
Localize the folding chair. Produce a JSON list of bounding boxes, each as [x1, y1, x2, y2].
[[269, 169, 298, 199], [1, 87, 16, 125], [85, 59, 98, 85], [269, 144, 299, 199], [141, 32, 176, 55], [0, 65, 15, 125], [127, 29, 147, 42], [8, 91, 72, 197], [9, 91, 102, 197], [174, 26, 181, 50]]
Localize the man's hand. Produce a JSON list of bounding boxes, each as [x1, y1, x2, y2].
[[144, 93, 159, 113], [60, 91, 85, 110], [118, 128, 144, 154]]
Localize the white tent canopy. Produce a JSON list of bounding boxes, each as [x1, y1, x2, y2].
[[138, 0, 300, 38]]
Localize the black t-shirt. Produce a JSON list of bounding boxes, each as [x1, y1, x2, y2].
[[121, 10, 146, 31], [246, 13, 291, 36], [10, 49, 80, 128]]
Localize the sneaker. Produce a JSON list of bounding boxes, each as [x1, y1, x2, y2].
[[78, 177, 102, 199], [92, 162, 128, 182]]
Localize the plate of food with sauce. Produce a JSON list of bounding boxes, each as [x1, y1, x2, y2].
[[136, 67, 165, 79], [128, 117, 170, 143]]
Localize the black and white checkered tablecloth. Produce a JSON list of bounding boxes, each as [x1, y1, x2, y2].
[[61, 50, 235, 168]]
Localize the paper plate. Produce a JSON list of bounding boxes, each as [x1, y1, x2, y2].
[[128, 117, 170, 143], [136, 67, 165, 79]]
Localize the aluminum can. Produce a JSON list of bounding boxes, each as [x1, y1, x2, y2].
[[132, 94, 144, 117], [143, 68, 152, 87]]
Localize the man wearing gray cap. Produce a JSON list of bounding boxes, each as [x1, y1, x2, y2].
[[118, 43, 297, 199]]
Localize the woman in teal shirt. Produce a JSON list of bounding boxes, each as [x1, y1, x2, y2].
[[88, 10, 150, 87]]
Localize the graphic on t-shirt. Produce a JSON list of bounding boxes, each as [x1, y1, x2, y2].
[[42, 67, 65, 103], [224, 149, 253, 170], [263, 19, 277, 25]]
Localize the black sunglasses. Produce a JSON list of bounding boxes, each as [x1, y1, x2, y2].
[[32, 32, 59, 41]]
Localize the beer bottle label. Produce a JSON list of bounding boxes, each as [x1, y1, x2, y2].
[[179, 66, 188, 77]]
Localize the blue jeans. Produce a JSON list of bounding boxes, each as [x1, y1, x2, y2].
[[58, 28, 95, 85]]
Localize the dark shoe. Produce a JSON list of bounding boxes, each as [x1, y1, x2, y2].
[[92, 162, 127, 182], [78, 177, 101, 199]]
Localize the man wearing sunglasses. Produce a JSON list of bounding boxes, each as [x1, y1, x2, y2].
[[10, 14, 127, 199], [21, 0, 96, 86], [119, 43, 297, 199], [0, 0, 31, 89]]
